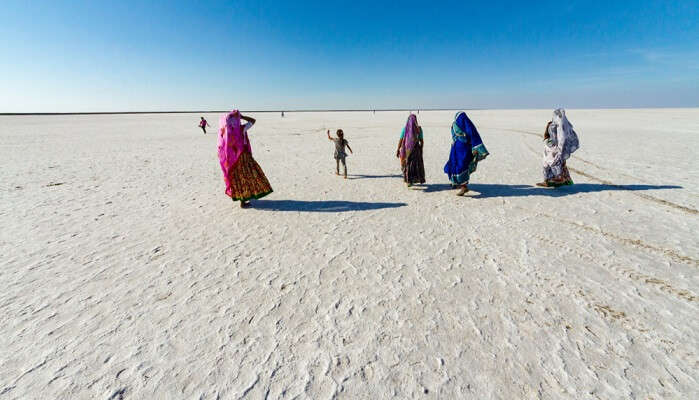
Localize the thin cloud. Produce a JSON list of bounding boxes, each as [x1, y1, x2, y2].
[[628, 48, 699, 69]]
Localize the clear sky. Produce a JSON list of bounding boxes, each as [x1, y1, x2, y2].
[[1, 0, 698, 112]]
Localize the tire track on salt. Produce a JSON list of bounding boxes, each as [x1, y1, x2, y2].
[[513, 204, 698, 268], [529, 232, 697, 303]]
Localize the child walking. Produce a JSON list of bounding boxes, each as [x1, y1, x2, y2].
[[327, 129, 353, 178]]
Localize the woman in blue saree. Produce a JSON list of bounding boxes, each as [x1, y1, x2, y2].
[[443, 112, 489, 196]]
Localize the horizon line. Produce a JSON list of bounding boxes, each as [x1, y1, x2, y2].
[[1, 105, 697, 116]]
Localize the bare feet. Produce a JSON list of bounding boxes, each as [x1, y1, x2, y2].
[[535, 182, 549, 187], [456, 185, 468, 196]]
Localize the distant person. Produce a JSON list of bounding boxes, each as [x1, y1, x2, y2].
[[537, 108, 579, 187], [327, 129, 353, 178], [217, 110, 273, 208], [281, 111, 285, 117], [396, 114, 425, 187], [443, 112, 489, 196], [199, 116, 210, 134]]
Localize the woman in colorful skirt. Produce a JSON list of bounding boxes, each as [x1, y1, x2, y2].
[[443, 111, 489, 196], [536, 108, 580, 187], [395, 114, 425, 186], [217, 110, 273, 208]]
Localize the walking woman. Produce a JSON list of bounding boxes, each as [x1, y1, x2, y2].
[[536, 108, 579, 187], [396, 114, 425, 186], [443, 111, 489, 196], [217, 110, 273, 208]]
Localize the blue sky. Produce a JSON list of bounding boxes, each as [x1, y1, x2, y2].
[[1, 0, 697, 112]]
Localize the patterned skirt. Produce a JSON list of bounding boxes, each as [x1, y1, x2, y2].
[[402, 146, 426, 184], [543, 160, 574, 186], [226, 152, 273, 201]]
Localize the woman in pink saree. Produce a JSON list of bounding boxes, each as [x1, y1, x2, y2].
[[218, 110, 273, 208]]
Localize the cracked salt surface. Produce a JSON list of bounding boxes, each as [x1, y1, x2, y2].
[[1, 109, 697, 398]]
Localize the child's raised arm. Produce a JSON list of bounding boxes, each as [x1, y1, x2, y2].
[[327, 129, 334, 140]]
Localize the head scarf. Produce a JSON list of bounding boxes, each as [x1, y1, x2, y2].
[[451, 111, 484, 148], [547, 108, 579, 159], [217, 110, 251, 195], [400, 114, 420, 160]]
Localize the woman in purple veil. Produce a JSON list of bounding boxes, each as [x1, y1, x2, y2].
[[396, 114, 426, 186]]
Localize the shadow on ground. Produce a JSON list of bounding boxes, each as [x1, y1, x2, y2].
[[346, 174, 402, 180], [423, 184, 454, 193], [253, 199, 407, 212], [466, 183, 683, 199]]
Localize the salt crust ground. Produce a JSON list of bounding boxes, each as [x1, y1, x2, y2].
[[1, 109, 698, 399]]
